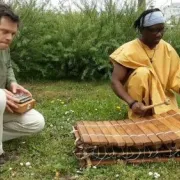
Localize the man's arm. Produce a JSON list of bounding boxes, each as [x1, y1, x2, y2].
[[111, 61, 146, 115], [111, 61, 134, 105], [3, 50, 32, 113], [6, 49, 17, 90], [5, 49, 31, 95]]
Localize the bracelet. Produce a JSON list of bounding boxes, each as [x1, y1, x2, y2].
[[129, 100, 138, 109]]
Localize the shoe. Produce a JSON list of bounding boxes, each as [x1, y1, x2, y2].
[[0, 153, 9, 165]]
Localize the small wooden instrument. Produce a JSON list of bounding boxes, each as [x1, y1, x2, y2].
[[12, 94, 36, 114], [73, 110, 180, 167]]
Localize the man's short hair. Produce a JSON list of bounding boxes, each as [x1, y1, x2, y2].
[[0, 3, 19, 23]]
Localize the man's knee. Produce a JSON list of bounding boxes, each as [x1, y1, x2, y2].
[[32, 113, 45, 133], [134, 67, 150, 77], [127, 67, 151, 89], [23, 110, 45, 133], [33, 113, 45, 133]]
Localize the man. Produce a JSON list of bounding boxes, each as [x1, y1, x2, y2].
[[0, 4, 45, 164], [110, 8, 180, 120]]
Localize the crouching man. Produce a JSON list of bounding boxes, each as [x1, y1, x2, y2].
[[0, 3, 45, 164]]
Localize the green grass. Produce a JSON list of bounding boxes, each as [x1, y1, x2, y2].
[[0, 81, 180, 180]]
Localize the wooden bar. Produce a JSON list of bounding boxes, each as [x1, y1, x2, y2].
[[96, 121, 115, 145], [82, 121, 100, 145], [75, 149, 180, 156], [154, 115, 179, 143], [126, 157, 180, 164], [111, 121, 134, 147], [125, 119, 152, 147], [166, 110, 180, 132], [82, 157, 180, 167], [146, 116, 172, 144], [85, 121, 107, 145], [103, 121, 125, 146], [117, 120, 143, 147], [158, 113, 180, 142], [76, 122, 92, 144], [133, 118, 162, 147]]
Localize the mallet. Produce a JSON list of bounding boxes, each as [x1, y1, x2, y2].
[[141, 99, 170, 111]]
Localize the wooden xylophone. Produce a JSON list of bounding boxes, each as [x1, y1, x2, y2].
[[73, 110, 180, 167], [11, 94, 36, 114]]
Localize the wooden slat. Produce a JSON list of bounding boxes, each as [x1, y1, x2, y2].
[[147, 116, 172, 144], [96, 121, 115, 145], [76, 121, 92, 144], [167, 110, 180, 130], [154, 114, 179, 143], [126, 157, 180, 164], [82, 121, 99, 145], [125, 119, 152, 146], [117, 120, 143, 147], [111, 121, 134, 147], [167, 110, 180, 119], [85, 121, 107, 145], [138, 117, 167, 145], [103, 121, 125, 147], [158, 113, 180, 142], [83, 157, 180, 167], [166, 111, 180, 145], [133, 118, 162, 146]]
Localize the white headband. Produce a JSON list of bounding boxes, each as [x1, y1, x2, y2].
[[140, 11, 165, 27]]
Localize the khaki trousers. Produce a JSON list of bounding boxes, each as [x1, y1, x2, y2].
[[0, 89, 45, 155]]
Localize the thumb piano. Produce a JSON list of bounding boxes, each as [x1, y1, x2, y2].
[[12, 94, 36, 114]]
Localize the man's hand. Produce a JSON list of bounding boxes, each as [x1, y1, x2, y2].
[[5, 82, 32, 113], [9, 82, 32, 97], [4, 89, 19, 113], [131, 102, 147, 116]]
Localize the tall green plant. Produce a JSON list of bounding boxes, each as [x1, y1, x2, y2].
[[2, 0, 179, 80]]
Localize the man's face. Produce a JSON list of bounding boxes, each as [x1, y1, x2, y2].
[[0, 16, 18, 50], [141, 23, 165, 47]]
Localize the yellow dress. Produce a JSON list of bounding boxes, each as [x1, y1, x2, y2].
[[110, 39, 180, 119]]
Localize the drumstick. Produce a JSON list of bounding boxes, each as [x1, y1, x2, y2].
[[142, 99, 170, 110]]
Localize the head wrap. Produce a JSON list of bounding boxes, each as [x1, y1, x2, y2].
[[140, 11, 165, 27]]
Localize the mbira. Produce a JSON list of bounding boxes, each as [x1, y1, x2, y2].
[[11, 94, 36, 114], [72, 110, 180, 167]]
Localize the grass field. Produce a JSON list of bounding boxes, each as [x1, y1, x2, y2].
[[0, 81, 180, 180]]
